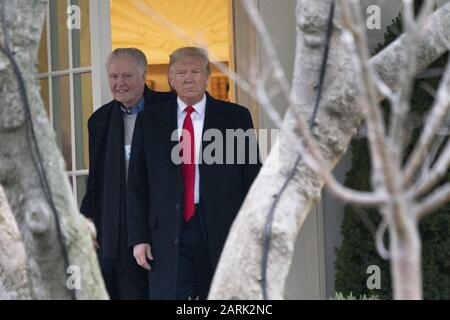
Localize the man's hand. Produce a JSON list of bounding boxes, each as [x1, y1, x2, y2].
[[92, 238, 99, 249], [133, 243, 153, 270], [85, 217, 99, 249]]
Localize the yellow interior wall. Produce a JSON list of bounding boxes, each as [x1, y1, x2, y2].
[[110, 0, 229, 64], [111, 0, 231, 99]]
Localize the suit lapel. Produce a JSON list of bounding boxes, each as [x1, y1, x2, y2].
[[157, 96, 179, 156], [202, 93, 224, 136], [200, 93, 225, 164]]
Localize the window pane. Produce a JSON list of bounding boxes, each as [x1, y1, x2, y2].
[[76, 175, 88, 210], [38, 19, 48, 73], [209, 75, 229, 101], [52, 75, 72, 170], [39, 78, 50, 116], [49, 0, 69, 71], [71, 0, 91, 68], [74, 72, 92, 170]]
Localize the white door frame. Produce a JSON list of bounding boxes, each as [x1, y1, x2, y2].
[[89, 0, 112, 110]]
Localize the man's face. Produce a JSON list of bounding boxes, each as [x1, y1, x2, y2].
[[108, 55, 146, 108], [169, 56, 209, 106]]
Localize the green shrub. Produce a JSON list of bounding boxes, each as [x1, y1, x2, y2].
[[332, 292, 379, 300]]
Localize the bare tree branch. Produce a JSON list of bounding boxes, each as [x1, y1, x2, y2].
[[340, 0, 394, 197], [371, 2, 450, 96], [416, 183, 450, 218], [290, 105, 388, 206], [388, 0, 425, 156], [375, 215, 391, 260], [412, 136, 450, 198], [403, 57, 450, 184]]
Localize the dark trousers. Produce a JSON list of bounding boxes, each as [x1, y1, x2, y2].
[[176, 207, 213, 300], [100, 252, 149, 300]]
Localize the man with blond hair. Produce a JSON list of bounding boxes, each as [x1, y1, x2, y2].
[[127, 47, 261, 299]]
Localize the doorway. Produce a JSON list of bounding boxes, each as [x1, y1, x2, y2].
[[110, 0, 233, 102]]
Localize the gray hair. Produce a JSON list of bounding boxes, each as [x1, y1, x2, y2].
[[169, 47, 211, 77], [106, 48, 148, 76]]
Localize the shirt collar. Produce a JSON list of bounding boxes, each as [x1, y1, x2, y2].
[[120, 98, 145, 115], [177, 94, 206, 118]]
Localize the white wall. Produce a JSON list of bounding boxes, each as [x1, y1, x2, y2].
[[257, 0, 296, 131]]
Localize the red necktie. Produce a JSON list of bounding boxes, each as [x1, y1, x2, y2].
[[180, 106, 195, 222]]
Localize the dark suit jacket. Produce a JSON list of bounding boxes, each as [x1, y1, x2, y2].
[[127, 93, 261, 299], [80, 85, 173, 259]]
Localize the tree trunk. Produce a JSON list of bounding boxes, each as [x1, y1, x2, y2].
[[0, 0, 107, 299], [390, 216, 422, 299], [209, 0, 450, 299], [0, 185, 31, 299]]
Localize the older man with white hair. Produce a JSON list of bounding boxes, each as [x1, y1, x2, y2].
[[80, 48, 172, 299]]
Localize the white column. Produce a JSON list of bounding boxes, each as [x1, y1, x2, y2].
[[89, 0, 113, 109]]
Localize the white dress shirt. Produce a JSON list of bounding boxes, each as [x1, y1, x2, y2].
[[177, 94, 206, 204]]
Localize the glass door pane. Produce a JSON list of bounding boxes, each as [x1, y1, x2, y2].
[[37, 0, 98, 209], [71, 0, 92, 68], [52, 75, 72, 170], [49, 0, 70, 71], [38, 19, 48, 73], [40, 78, 50, 116], [74, 72, 93, 170]]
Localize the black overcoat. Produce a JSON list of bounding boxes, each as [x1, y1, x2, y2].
[[127, 93, 261, 299], [80, 86, 173, 258]]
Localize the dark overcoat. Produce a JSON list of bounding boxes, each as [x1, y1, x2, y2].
[[127, 93, 261, 299], [80, 86, 173, 259]]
